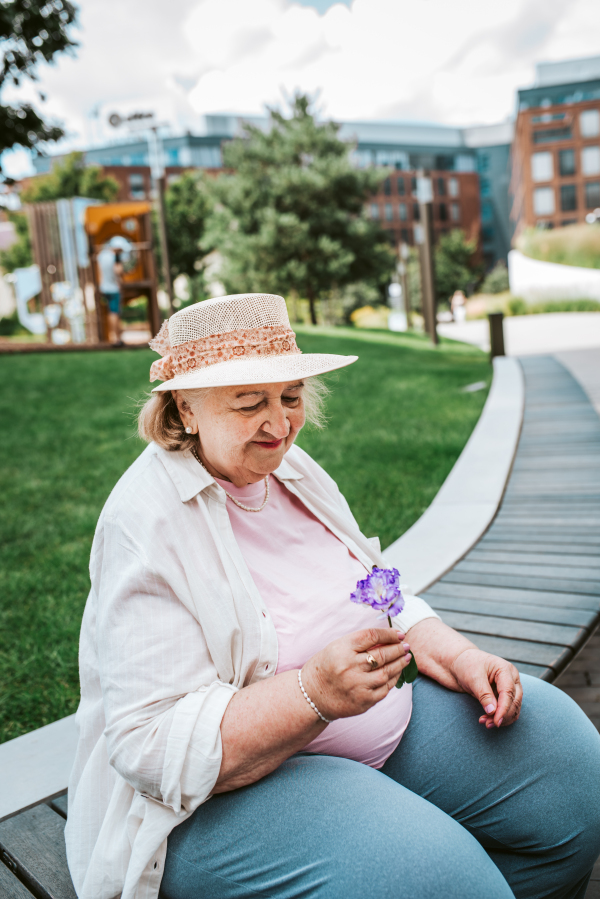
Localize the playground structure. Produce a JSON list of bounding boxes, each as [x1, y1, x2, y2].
[[9, 198, 161, 345], [85, 200, 161, 341]]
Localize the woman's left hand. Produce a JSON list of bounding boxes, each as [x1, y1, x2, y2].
[[404, 618, 522, 729], [450, 647, 523, 729]]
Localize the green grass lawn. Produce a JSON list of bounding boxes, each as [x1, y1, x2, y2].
[[0, 329, 489, 743]]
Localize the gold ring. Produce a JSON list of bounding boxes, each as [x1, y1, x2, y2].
[[366, 652, 378, 670]]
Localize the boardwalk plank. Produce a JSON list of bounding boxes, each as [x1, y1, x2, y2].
[[439, 610, 585, 649], [0, 804, 76, 899], [454, 632, 572, 670], [428, 594, 595, 627], [425, 580, 600, 611], [0, 862, 34, 899]]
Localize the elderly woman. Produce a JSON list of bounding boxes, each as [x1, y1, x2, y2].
[[66, 294, 600, 899]]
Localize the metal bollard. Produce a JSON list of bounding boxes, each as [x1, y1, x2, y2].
[[488, 312, 505, 360]]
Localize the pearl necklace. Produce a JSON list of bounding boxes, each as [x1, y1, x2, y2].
[[192, 447, 270, 513]]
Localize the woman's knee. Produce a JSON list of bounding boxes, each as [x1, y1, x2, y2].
[[517, 676, 600, 861]]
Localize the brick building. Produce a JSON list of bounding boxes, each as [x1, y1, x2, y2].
[[511, 56, 600, 236], [367, 170, 481, 249]]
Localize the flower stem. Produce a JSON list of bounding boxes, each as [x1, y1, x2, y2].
[[388, 615, 393, 627]]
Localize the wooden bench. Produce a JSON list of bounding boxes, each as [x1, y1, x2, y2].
[[2, 355, 599, 898]]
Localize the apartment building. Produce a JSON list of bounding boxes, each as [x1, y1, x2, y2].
[[511, 56, 600, 235]]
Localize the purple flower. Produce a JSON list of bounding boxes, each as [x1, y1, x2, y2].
[[350, 567, 405, 619]]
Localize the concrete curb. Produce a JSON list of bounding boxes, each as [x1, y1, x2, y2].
[[0, 714, 77, 822], [383, 356, 525, 594]]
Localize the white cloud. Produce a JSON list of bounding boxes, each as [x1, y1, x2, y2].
[[3, 0, 600, 178]]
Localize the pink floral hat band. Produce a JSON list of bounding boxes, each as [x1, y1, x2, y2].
[[149, 320, 302, 382]]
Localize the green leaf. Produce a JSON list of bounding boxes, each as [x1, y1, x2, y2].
[[395, 653, 418, 688]]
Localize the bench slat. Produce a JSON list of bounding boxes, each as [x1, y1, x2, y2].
[[428, 594, 595, 628], [440, 610, 586, 650], [453, 631, 573, 671], [0, 804, 76, 899], [425, 580, 600, 611], [0, 860, 35, 898], [442, 570, 600, 596]]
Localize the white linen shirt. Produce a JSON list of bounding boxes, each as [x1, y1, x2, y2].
[[65, 442, 439, 899]]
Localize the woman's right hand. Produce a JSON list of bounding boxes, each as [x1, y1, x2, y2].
[[301, 628, 412, 721]]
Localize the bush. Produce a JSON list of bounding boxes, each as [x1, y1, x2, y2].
[[481, 261, 509, 294], [517, 224, 600, 269], [507, 297, 528, 316], [0, 311, 28, 336]]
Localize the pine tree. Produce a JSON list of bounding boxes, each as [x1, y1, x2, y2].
[[205, 95, 395, 324]]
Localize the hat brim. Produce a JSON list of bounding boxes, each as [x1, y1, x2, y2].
[[151, 353, 358, 392]]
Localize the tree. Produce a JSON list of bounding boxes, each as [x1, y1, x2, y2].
[[0, 208, 31, 270], [165, 170, 212, 283], [21, 151, 118, 203], [205, 95, 395, 324], [0, 0, 78, 167], [434, 229, 480, 302]]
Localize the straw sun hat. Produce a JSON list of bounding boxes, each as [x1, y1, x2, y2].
[[149, 293, 358, 391]]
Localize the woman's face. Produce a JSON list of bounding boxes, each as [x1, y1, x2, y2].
[[174, 381, 306, 486]]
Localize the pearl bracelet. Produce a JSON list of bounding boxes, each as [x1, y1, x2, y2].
[[298, 669, 331, 724]]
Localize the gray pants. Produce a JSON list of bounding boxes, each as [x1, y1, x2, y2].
[[160, 674, 600, 899]]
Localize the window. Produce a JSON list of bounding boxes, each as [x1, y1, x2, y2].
[[410, 177, 417, 195], [385, 203, 393, 221], [448, 178, 459, 197], [455, 155, 475, 172], [558, 149, 576, 176], [582, 146, 600, 176], [128, 173, 146, 200], [370, 204, 380, 219], [531, 152, 553, 182], [399, 203, 408, 221], [438, 203, 448, 222], [585, 182, 600, 209], [580, 110, 600, 138], [436, 177, 446, 196], [533, 128, 572, 144], [481, 200, 493, 223], [397, 177, 405, 195], [560, 184, 577, 212], [383, 178, 392, 196], [451, 202, 460, 222], [561, 220, 578, 227], [400, 228, 410, 243], [412, 203, 420, 221], [482, 226, 494, 243], [480, 177, 491, 197], [533, 187, 555, 216]]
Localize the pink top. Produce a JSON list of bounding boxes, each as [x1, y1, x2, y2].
[[215, 473, 412, 769]]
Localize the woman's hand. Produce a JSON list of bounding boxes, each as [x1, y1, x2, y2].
[[404, 618, 522, 729], [301, 627, 413, 721], [451, 647, 522, 728]]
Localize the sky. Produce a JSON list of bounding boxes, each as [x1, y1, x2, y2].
[[3, 0, 600, 177]]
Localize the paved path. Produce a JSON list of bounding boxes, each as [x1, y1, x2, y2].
[[438, 312, 600, 355]]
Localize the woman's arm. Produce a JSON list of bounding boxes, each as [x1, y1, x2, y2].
[[405, 617, 523, 728], [215, 627, 411, 792]]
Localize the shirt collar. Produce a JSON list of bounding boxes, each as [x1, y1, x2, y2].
[[155, 444, 303, 504]]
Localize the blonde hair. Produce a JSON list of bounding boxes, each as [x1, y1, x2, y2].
[[138, 377, 329, 452]]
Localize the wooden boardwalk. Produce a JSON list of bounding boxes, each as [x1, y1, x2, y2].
[[1, 355, 599, 898], [422, 355, 600, 683]]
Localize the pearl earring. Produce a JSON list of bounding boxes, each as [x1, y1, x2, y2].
[[185, 427, 192, 434]]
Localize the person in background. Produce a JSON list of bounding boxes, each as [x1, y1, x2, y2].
[[98, 242, 124, 345]]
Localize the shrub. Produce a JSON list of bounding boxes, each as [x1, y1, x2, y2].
[[481, 261, 509, 294]]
